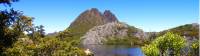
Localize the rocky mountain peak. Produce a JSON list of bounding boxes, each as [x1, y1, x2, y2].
[[103, 10, 118, 22], [90, 8, 99, 12], [68, 8, 119, 34], [88, 8, 101, 16]]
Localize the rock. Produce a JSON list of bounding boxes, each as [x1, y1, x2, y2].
[[81, 22, 128, 45], [103, 10, 118, 23]]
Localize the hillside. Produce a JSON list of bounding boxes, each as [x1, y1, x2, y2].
[[68, 8, 118, 35], [161, 23, 198, 39], [146, 23, 199, 42]]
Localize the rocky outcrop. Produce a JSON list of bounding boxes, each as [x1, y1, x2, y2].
[[81, 22, 128, 45], [103, 10, 118, 23]]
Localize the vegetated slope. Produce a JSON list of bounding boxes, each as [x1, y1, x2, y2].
[[142, 23, 199, 56], [68, 8, 118, 35], [159, 23, 199, 39], [143, 23, 199, 44], [81, 22, 145, 45]]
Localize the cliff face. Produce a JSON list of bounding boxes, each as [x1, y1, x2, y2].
[[81, 22, 128, 45]]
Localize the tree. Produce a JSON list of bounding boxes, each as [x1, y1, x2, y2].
[[0, 0, 34, 54], [26, 25, 45, 42], [12, 16, 33, 33], [0, 0, 19, 6], [35, 25, 45, 37], [0, 8, 23, 50]]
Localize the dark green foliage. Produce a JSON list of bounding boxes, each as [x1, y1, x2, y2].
[[0, 8, 27, 54], [12, 16, 33, 33], [0, 0, 18, 6], [0, 10, 36, 54], [35, 25, 45, 37], [0, 1, 86, 56], [26, 25, 46, 42]]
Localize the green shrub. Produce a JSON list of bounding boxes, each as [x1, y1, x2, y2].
[[142, 32, 186, 56], [190, 40, 199, 56], [142, 44, 159, 56]]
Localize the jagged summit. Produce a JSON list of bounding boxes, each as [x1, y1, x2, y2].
[[68, 8, 119, 34], [86, 8, 102, 16], [90, 8, 99, 12], [103, 10, 118, 23]]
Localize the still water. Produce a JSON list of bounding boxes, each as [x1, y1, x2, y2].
[[83, 44, 145, 56]]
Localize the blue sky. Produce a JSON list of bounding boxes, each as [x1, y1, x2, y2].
[[4, 0, 198, 33]]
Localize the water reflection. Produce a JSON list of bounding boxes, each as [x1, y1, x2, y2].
[[83, 44, 144, 56]]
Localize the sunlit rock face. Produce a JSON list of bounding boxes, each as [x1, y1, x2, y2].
[[81, 22, 129, 45]]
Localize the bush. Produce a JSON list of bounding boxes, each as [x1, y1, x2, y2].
[[142, 44, 159, 56], [190, 40, 199, 56], [142, 32, 186, 56]]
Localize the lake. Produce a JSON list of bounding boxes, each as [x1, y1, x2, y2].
[[83, 44, 145, 56]]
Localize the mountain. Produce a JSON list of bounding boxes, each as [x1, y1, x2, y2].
[[65, 8, 143, 45], [67, 8, 145, 45], [81, 22, 128, 44], [81, 22, 145, 45], [103, 10, 118, 23], [68, 8, 118, 35], [67, 8, 199, 45]]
